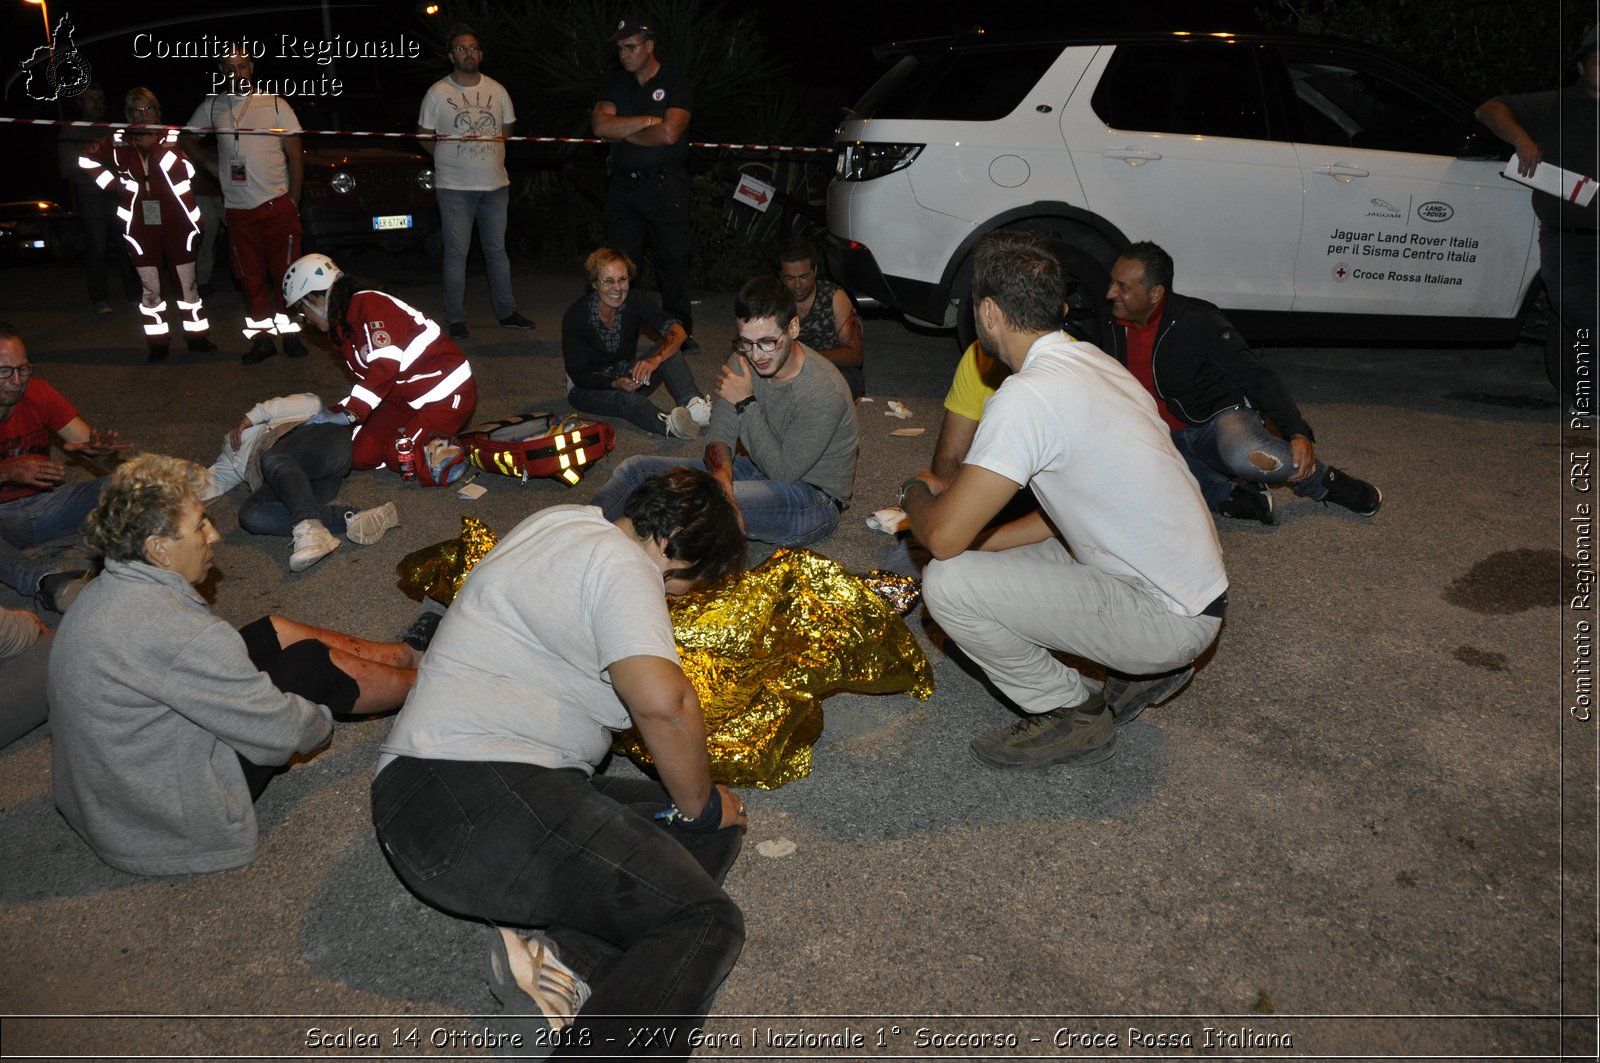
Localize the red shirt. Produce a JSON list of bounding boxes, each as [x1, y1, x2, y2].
[[334, 291, 473, 420], [1116, 301, 1186, 433], [0, 379, 79, 505]]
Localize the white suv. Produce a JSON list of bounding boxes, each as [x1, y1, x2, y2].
[[826, 31, 1540, 349]]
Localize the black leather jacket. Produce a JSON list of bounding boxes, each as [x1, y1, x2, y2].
[[1100, 291, 1313, 442]]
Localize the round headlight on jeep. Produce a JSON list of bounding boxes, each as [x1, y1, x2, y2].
[[417, 169, 435, 192], [329, 171, 356, 195]]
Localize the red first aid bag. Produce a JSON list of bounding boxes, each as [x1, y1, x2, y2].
[[458, 413, 617, 486]]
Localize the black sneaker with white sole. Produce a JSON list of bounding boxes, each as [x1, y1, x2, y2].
[[1217, 483, 1274, 525], [1321, 466, 1382, 516]]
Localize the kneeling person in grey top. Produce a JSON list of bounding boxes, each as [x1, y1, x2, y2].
[[373, 467, 748, 1046]]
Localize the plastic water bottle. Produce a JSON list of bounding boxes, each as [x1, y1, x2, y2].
[[395, 429, 417, 481]]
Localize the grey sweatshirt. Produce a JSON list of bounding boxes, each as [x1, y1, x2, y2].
[[48, 559, 333, 876], [705, 346, 858, 502]]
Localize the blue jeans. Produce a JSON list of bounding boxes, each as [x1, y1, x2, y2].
[[1171, 406, 1329, 510], [237, 425, 353, 537], [0, 479, 105, 595], [437, 186, 516, 324], [568, 351, 701, 436], [372, 758, 744, 1055], [592, 454, 841, 547]]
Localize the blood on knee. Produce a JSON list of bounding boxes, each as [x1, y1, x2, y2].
[[1248, 450, 1281, 472]]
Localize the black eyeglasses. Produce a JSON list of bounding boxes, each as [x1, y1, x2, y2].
[[733, 337, 782, 354], [0, 363, 35, 381]]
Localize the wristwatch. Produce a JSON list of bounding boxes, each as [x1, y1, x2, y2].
[[899, 476, 931, 509], [734, 395, 758, 414]]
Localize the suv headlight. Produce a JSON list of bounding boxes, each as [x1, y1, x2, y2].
[[835, 142, 924, 181], [417, 168, 435, 192], [329, 171, 356, 195]]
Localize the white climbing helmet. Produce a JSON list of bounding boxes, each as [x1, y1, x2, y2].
[[282, 253, 343, 309]]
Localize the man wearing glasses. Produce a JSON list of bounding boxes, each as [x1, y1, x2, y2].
[[589, 277, 857, 547], [0, 324, 128, 610], [592, 15, 697, 342], [418, 24, 533, 341]]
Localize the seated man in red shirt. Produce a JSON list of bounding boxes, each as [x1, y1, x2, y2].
[[1101, 241, 1381, 525], [0, 323, 129, 609]]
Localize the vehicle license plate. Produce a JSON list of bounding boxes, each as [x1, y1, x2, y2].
[[372, 215, 413, 231]]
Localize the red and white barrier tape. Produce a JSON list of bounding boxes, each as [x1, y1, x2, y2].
[[0, 116, 836, 153]]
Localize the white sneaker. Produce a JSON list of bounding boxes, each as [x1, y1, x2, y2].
[[344, 502, 399, 545], [289, 519, 342, 572], [686, 394, 713, 427], [661, 406, 699, 440], [487, 927, 591, 1031]]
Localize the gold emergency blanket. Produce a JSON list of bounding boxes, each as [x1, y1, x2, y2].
[[395, 516, 499, 604], [620, 548, 934, 788], [397, 523, 933, 789]]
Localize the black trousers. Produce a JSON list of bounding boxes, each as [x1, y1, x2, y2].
[[605, 166, 694, 335], [234, 616, 360, 799]]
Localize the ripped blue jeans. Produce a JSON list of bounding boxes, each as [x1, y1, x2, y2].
[[1172, 406, 1329, 510]]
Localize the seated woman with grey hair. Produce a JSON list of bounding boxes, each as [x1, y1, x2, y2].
[[48, 453, 417, 877]]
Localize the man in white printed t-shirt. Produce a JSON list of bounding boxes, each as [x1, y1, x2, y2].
[[180, 46, 307, 365], [417, 23, 533, 341]]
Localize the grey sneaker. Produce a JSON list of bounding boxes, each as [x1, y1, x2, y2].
[[487, 927, 591, 1033], [968, 700, 1115, 770], [661, 406, 699, 439], [344, 502, 399, 545], [1104, 667, 1194, 727]]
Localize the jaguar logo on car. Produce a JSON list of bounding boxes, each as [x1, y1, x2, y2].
[[1417, 201, 1454, 222]]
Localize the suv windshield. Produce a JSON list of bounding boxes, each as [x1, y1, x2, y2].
[[850, 44, 1062, 122]]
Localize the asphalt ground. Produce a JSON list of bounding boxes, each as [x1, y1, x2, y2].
[[0, 249, 1593, 1061]]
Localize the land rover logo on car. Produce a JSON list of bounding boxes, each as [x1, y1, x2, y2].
[[1418, 201, 1455, 222]]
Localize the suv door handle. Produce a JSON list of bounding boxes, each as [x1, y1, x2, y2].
[[1313, 163, 1370, 182], [1104, 148, 1163, 166]]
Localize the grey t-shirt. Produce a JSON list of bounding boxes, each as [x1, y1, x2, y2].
[[705, 346, 858, 503], [380, 506, 678, 773]]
